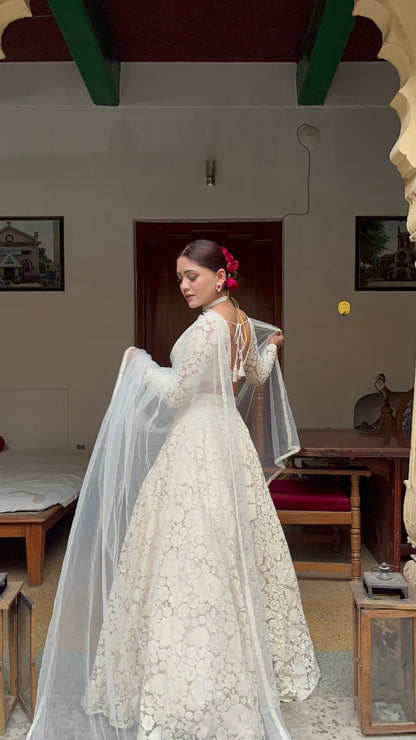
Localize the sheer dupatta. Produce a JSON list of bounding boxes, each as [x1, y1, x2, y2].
[[237, 317, 300, 480], [28, 312, 297, 740]]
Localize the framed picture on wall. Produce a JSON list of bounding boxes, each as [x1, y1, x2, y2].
[[355, 216, 416, 290], [0, 217, 64, 291]]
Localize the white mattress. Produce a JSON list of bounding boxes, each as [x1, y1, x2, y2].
[[0, 450, 89, 512]]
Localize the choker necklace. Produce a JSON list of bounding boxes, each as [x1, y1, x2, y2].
[[202, 295, 228, 312]]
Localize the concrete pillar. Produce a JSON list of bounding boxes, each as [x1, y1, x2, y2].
[[354, 1, 416, 240], [354, 0, 416, 583]]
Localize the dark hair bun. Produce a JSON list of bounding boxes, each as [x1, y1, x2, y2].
[[178, 240, 239, 291]]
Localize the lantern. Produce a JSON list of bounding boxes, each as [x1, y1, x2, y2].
[[0, 580, 35, 733], [350, 577, 416, 734]]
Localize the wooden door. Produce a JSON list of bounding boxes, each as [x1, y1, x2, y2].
[[135, 222, 282, 366]]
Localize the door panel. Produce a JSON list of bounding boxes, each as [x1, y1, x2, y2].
[[135, 222, 282, 366]]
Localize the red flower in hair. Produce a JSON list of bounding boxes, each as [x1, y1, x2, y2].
[[225, 276, 239, 291], [221, 246, 239, 273], [221, 246, 239, 290], [227, 259, 239, 272]]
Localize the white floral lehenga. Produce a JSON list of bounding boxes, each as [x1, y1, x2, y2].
[[28, 311, 319, 740]]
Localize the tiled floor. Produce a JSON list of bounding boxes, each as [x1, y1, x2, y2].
[[3, 652, 416, 740], [4, 698, 416, 739], [283, 696, 416, 739], [3, 521, 415, 738]]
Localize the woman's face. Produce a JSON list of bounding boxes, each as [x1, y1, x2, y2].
[[176, 255, 222, 309]]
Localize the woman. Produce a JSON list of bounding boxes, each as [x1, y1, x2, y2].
[[28, 240, 319, 739]]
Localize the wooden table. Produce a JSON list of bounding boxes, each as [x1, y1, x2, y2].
[[296, 429, 411, 571]]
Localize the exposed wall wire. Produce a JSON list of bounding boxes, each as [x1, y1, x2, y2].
[[282, 124, 320, 220]]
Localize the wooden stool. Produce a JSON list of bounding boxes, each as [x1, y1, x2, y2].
[[350, 580, 416, 734], [0, 581, 36, 734]]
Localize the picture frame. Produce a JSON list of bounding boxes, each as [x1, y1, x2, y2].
[[355, 216, 416, 291], [0, 217, 64, 291]]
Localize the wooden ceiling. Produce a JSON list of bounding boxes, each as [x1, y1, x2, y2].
[[0, 0, 382, 105]]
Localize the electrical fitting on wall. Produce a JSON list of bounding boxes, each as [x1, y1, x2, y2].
[[283, 124, 321, 220], [338, 300, 351, 316], [206, 159, 216, 187], [297, 124, 321, 149]]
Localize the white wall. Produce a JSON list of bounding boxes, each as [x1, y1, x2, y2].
[[0, 61, 413, 447]]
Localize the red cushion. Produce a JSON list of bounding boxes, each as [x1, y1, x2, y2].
[[0, 436, 4, 452], [269, 478, 350, 512]]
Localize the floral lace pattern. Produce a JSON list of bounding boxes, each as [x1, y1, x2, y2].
[[82, 314, 319, 737], [140, 315, 222, 408], [243, 331, 277, 385]]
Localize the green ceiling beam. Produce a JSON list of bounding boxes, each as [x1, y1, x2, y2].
[[297, 0, 356, 106], [47, 0, 120, 106]]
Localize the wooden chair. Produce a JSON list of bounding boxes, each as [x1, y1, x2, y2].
[[268, 467, 371, 580], [396, 388, 414, 432], [248, 386, 371, 579]]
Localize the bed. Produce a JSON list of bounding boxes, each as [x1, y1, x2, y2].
[[0, 449, 89, 585]]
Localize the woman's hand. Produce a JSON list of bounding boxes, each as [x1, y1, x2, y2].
[[268, 331, 284, 350], [127, 347, 141, 363]]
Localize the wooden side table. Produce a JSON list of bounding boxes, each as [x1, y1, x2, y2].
[[297, 429, 411, 570], [0, 581, 36, 734]]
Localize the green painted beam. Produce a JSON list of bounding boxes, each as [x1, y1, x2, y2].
[[47, 0, 120, 106], [297, 0, 356, 106]]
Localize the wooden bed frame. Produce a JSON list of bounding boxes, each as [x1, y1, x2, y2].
[[0, 499, 78, 586]]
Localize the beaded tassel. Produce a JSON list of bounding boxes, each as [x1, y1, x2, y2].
[[232, 323, 246, 381]]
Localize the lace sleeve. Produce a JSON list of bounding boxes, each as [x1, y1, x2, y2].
[[243, 334, 277, 386], [131, 315, 219, 408]]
